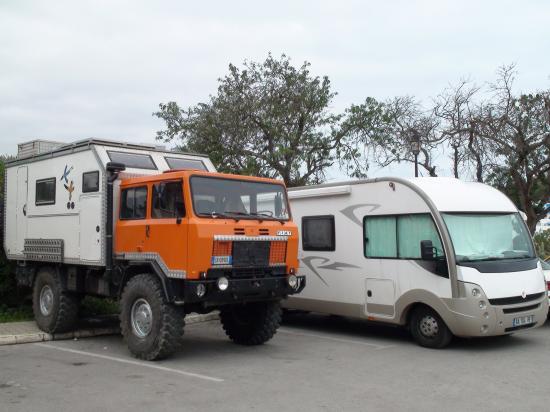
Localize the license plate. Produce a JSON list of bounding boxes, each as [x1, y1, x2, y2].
[[512, 315, 534, 327], [211, 255, 232, 265]]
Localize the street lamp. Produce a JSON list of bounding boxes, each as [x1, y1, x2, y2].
[[410, 130, 421, 177]]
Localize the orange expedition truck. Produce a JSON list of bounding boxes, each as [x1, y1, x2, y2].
[[4, 139, 304, 360]]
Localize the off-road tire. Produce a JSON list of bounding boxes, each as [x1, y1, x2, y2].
[[409, 305, 453, 349], [220, 301, 282, 345], [32, 267, 79, 333], [120, 274, 185, 361]]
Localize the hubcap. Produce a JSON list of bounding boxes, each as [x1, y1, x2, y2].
[[419, 315, 439, 338], [130, 298, 153, 338], [39, 285, 54, 316]]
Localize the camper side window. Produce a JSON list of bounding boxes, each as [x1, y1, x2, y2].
[[35, 178, 56, 205], [120, 186, 147, 219], [152, 181, 185, 219], [83, 171, 100, 193], [302, 215, 335, 251]]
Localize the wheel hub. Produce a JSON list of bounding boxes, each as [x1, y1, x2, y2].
[[131, 298, 153, 338], [419, 315, 439, 338], [39, 285, 54, 316]]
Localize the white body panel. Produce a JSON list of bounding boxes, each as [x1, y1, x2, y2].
[[4, 139, 216, 266], [285, 177, 548, 336]]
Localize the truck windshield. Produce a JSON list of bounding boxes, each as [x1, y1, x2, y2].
[[190, 176, 290, 221], [442, 213, 535, 262]]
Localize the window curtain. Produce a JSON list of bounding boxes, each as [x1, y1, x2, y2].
[[397, 215, 443, 258], [365, 216, 397, 257]]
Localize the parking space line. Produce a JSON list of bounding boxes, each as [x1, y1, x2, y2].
[[278, 328, 395, 350], [35, 343, 224, 382]]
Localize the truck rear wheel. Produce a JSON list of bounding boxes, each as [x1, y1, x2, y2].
[[32, 267, 79, 333], [220, 301, 282, 345], [409, 305, 453, 349], [120, 274, 185, 361]]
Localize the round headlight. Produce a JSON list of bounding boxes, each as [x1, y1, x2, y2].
[[217, 276, 229, 291], [472, 288, 481, 297], [288, 275, 298, 289], [196, 283, 206, 298]]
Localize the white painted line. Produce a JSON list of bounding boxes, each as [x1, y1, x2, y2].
[[278, 327, 395, 350], [35, 343, 224, 383]]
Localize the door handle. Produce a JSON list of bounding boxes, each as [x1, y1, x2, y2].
[[145, 225, 150, 238], [367, 290, 372, 297]]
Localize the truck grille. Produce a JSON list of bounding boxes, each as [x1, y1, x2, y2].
[[211, 239, 287, 266]]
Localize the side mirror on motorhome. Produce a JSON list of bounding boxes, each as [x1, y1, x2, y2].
[[420, 240, 435, 260]]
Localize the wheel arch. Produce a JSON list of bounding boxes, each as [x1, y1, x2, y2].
[[117, 261, 175, 303]]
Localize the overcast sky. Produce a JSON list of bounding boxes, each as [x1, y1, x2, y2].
[[1, 0, 549, 179]]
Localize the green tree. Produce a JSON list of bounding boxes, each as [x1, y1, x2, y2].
[[155, 54, 362, 187], [0, 156, 16, 305]]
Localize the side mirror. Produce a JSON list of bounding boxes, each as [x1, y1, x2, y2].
[[420, 240, 435, 260]]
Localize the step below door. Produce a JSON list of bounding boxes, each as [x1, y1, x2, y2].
[[365, 278, 395, 318]]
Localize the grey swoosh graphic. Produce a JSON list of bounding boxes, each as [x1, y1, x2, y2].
[[340, 203, 381, 226], [318, 262, 360, 271], [301, 256, 330, 287]]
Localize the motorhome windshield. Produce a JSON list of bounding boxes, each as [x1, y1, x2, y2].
[[190, 176, 289, 220], [442, 213, 535, 262]]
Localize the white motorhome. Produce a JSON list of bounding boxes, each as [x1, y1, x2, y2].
[[284, 177, 549, 348]]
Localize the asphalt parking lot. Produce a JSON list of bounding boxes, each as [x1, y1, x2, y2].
[[1, 313, 549, 412]]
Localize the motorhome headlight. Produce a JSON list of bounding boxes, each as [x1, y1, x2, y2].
[[196, 283, 206, 298], [288, 275, 298, 289], [471, 288, 481, 297], [479, 300, 487, 310], [217, 277, 229, 291]]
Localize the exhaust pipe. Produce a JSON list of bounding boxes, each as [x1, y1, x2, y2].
[[105, 162, 126, 280]]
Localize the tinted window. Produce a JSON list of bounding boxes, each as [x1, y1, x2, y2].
[[152, 181, 185, 219], [83, 171, 100, 193], [36, 178, 56, 205], [120, 186, 147, 219], [107, 151, 157, 170], [364, 214, 444, 259], [165, 157, 207, 171], [302, 215, 335, 251]]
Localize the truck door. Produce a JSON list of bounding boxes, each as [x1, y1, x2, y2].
[[143, 180, 188, 272], [79, 194, 102, 262], [16, 166, 28, 254]]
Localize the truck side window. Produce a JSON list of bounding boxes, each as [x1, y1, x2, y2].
[[152, 181, 185, 219], [120, 186, 147, 219], [35, 177, 56, 205], [302, 215, 335, 251], [82, 171, 100, 193]]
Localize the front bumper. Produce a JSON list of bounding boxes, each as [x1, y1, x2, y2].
[[445, 287, 548, 337], [180, 275, 306, 306]]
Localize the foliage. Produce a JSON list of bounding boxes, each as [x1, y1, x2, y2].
[[534, 230, 550, 259], [0, 156, 18, 306], [0, 304, 33, 323], [155, 54, 349, 187]]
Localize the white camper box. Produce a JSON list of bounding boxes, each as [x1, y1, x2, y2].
[[3, 139, 215, 266], [285, 177, 548, 348]]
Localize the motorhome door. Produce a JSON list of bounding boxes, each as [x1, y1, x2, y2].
[[79, 194, 102, 262], [365, 278, 395, 318], [15, 166, 28, 254]]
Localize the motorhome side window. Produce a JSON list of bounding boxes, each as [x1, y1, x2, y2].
[[35, 178, 56, 205], [302, 215, 335, 251], [82, 171, 100, 193], [152, 181, 185, 219], [364, 214, 444, 259], [107, 151, 157, 170], [165, 157, 207, 171], [120, 186, 147, 219]]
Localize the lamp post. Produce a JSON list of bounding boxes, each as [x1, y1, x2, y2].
[[410, 130, 421, 178]]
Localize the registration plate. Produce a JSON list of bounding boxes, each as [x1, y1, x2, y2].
[[211, 255, 232, 265], [512, 315, 534, 327]]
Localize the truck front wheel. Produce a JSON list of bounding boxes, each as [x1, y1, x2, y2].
[[220, 301, 282, 345], [33, 267, 79, 333], [120, 274, 185, 361]]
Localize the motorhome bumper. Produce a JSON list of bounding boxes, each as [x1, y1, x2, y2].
[[181, 275, 306, 304], [445, 294, 549, 337]]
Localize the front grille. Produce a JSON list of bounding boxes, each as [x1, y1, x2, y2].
[[234, 228, 245, 235], [259, 228, 269, 236], [269, 241, 287, 263], [207, 266, 286, 279], [212, 240, 232, 256], [502, 303, 540, 314], [488, 292, 545, 306], [505, 323, 537, 333], [233, 241, 269, 267]]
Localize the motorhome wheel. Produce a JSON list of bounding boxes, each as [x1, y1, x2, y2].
[[409, 306, 453, 349]]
